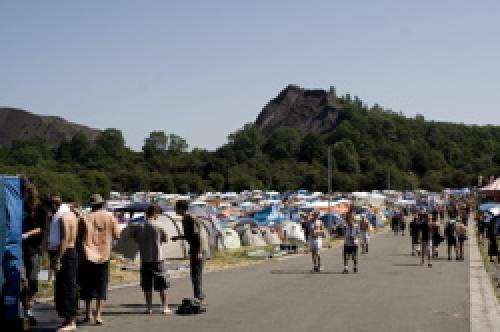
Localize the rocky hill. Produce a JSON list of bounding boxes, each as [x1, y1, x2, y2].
[[0, 107, 100, 147], [255, 85, 342, 135]]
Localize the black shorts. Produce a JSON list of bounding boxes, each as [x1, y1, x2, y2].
[[447, 237, 457, 247], [343, 245, 358, 259], [22, 252, 40, 297], [79, 259, 110, 300], [141, 261, 170, 292]]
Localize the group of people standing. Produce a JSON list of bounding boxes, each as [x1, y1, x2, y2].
[[302, 210, 371, 274], [20, 183, 206, 331], [404, 205, 468, 268]]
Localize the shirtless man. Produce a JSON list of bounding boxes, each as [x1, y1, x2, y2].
[[50, 195, 78, 331]]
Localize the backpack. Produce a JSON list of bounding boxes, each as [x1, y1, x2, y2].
[[176, 298, 206, 315]]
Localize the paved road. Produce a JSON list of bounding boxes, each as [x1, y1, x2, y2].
[[34, 230, 469, 332]]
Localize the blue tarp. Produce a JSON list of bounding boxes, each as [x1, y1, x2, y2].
[[0, 176, 23, 320]]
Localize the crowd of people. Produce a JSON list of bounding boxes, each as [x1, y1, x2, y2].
[[298, 198, 475, 276], [18, 182, 498, 331], [20, 183, 206, 331]]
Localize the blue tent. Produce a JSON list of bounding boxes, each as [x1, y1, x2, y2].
[[478, 203, 500, 212], [0, 176, 23, 321]]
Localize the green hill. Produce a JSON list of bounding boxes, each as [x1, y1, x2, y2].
[[1, 85, 499, 201]]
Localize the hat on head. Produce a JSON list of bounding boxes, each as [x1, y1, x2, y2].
[[90, 193, 104, 205]]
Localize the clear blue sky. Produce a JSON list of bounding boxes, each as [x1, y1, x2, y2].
[[1, 1, 499, 150]]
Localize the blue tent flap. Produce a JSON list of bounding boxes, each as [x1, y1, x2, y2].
[[1, 176, 23, 320]]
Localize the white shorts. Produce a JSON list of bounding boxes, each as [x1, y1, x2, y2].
[[309, 237, 322, 251]]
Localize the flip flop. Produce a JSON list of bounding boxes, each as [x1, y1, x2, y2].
[[56, 324, 77, 331]]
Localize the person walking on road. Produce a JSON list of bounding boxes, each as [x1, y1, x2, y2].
[[308, 212, 325, 272], [410, 217, 420, 256], [78, 194, 121, 326], [131, 205, 172, 315], [343, 214, 360, 274], [456, 221, 467, 261], [392, 211, 401, 235], [359, 216, 370, 254], [49, 195, 78, 332], [420, 214, 432, 268], [430, 215, 442, 258], [21, 183, 48, 326], [487, 215, 498, 263], [173, 200, 207, 303], [444, 217, 458, 261]]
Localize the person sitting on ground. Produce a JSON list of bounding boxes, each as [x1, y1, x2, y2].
[[131, 205, 172, 315]]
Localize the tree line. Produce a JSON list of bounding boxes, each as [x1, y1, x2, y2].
[[1, 91, 499, 202]]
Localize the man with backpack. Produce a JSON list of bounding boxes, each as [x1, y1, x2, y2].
[[444, 217, 458, 261]]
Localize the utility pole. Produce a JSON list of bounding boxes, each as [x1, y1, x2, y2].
[[328, 147, 332, 226], [387, 168, 391, 191]]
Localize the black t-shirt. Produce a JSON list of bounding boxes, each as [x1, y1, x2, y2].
[[23, 204, 47, 254], [420, 221, 430, 242]]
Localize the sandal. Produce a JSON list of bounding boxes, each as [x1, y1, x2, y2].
[[57, 323, 77, 331]]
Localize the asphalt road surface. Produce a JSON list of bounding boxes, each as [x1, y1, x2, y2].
[[34, 230, 469, 332]]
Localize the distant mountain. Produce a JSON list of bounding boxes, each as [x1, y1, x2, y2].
[[0, 107, 100, 147], [255, 85, 342, 135]]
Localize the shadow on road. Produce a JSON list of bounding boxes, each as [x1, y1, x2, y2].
[[271, 270, 345, 275], [392, 263, 421, 267]]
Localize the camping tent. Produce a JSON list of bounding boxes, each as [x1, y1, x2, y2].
[[0, 176, 23, 320], [241, 228, 267, 247], [222, 228, 241, 249], [280, 221, 306, 243], [260, 226, 282, 245], [114, 215, 188, 260], [480, 178, 500, 200], [189, 206, 224, 253]]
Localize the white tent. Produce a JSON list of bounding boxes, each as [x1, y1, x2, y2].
[[261, 227, 282, 245], [113, 215, 188, 260], [281, 221, 306, 243], [241, 228, 267, 247], [222, 228, 241, 249]]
